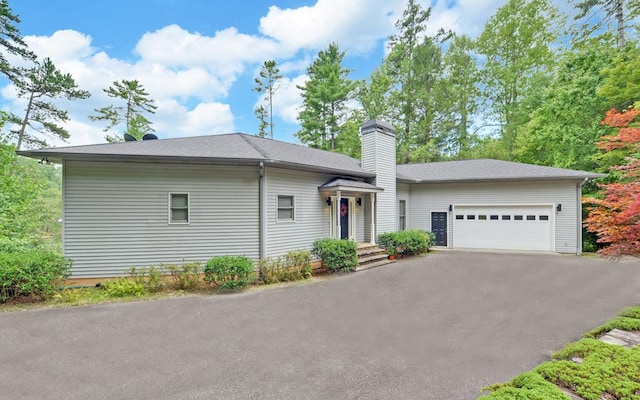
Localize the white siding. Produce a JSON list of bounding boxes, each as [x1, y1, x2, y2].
[[408, 180, 580, 253], [362, 127, 396, 236], [64, 161, 260, 278], [266, 168, 365, 257]]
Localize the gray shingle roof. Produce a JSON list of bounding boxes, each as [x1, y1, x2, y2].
[[18, 135, 605, 182], [318, 178, 383, 192], [396, 159, 605, 183], [18, 133, 374, 178]]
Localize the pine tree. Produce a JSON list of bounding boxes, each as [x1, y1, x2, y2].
[[90, 79, 157, 142], [574, 0, 640, 48], [0, 0, 35, 80], [9, 58, 90, 150], [253, 60, 282, 139], [296, 43, 357, 151]]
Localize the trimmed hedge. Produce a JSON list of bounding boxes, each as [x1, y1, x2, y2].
[[311, 238, 357, 272], [0, 251, 71, 302], [204, 256, 255, 290], [377, 230, 435, 256]]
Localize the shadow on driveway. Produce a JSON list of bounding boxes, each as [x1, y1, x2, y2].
[[1, 252, 639, 399]]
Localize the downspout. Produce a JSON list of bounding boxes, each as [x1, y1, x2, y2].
[[259, 162, 266, 259], [577, 177, 589, 255]]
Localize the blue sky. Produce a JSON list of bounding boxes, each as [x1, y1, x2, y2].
[[4, 0, 509, 147]]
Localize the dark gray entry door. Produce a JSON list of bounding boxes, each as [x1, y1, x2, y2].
[[340, 198, 349, 239], [431, 212, 447, 246]]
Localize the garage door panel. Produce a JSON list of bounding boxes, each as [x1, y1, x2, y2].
[[453, 205, 553, 251]]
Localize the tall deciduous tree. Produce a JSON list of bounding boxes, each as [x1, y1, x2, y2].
[[438, 34, 481, 159], [584, 107, 640, 258], [385, 0, 437, 162], [476, 0, 559, 159], [253, 60, 282, 139], [296, 43, 357, 151], [573, 0, 640, 48], [516, 36, 616, 170], [358, 64, 393, 122], [0, 112, 61, 251], [9, 57, 90, 150], [597, 43, 640, 110], [0, 0, 35, 80], [90, 79, 157, 143]]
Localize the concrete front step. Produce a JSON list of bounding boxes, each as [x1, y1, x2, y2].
[[357, 247, 387, 257], [356, 243, 392, 271], [358, 253, 390, 265], [356, 259, 395, 271]]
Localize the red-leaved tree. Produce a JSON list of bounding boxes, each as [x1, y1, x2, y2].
[[583, 107, 640, 258]]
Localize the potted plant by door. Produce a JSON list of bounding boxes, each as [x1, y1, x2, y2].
[[388, 247, 396, 260]]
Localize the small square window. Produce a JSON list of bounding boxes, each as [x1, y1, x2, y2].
[[490, 215, 499, 220], [502, 215, 511, 220], [514, 215, 524, 221], [539, 215, 549, 221], [478, 215, 487, 220], [277, 195, 295, 222], [467, 215, 476, 220], [456, 215, 464, 220], [170, 193, 189, 223], [527, 215, 536, 221]]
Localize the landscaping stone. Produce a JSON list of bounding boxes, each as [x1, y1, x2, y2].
[[559, 387, 585, 400], [599, 328, 640, 348]]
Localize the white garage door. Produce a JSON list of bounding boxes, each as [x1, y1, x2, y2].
[[453, 205, 554, 251]]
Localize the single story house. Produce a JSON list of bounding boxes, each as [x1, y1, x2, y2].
[[19, 120, 603, 278]]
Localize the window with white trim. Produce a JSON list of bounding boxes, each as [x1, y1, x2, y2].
[[398, 200, 406, 230], [277, 195, 295, 221], [169, 193, 189, 223]]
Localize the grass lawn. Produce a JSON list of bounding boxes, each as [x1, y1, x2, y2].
[[479, 306, 640, 400], [0, 276, 328, 313]]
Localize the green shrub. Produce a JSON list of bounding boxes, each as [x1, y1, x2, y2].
[[127, 266, 166, 293], [100, 278, 146, 297], [258, 250, 313, 284], [204, 256, 254, 290], [377, 232, 396, 255], [0, 251, 71, 302], [311, 238, 357, 272], [166, 262, 202, 291], [377, 230, 434, 257], [479, 371, 568, 399], [583, 315, 640, 339]]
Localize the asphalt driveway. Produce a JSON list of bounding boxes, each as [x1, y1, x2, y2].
[[1, 252, 639, 400]]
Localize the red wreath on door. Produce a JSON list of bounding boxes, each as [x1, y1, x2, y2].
[[340, 203, 348, 217]]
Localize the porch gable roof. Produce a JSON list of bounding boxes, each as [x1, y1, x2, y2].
[[318, 178, 383, 193]]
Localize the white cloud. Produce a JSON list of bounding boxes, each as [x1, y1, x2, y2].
[[24, 30, 95, 63], [272, 75, 308, 124], [134, 25, 284, 77], [259, 0, 405, 54], [155, 99, 234, 137]]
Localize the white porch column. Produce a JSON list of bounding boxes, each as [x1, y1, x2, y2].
[[370, 194, 376, 243], [336, 190, 341, 240]]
